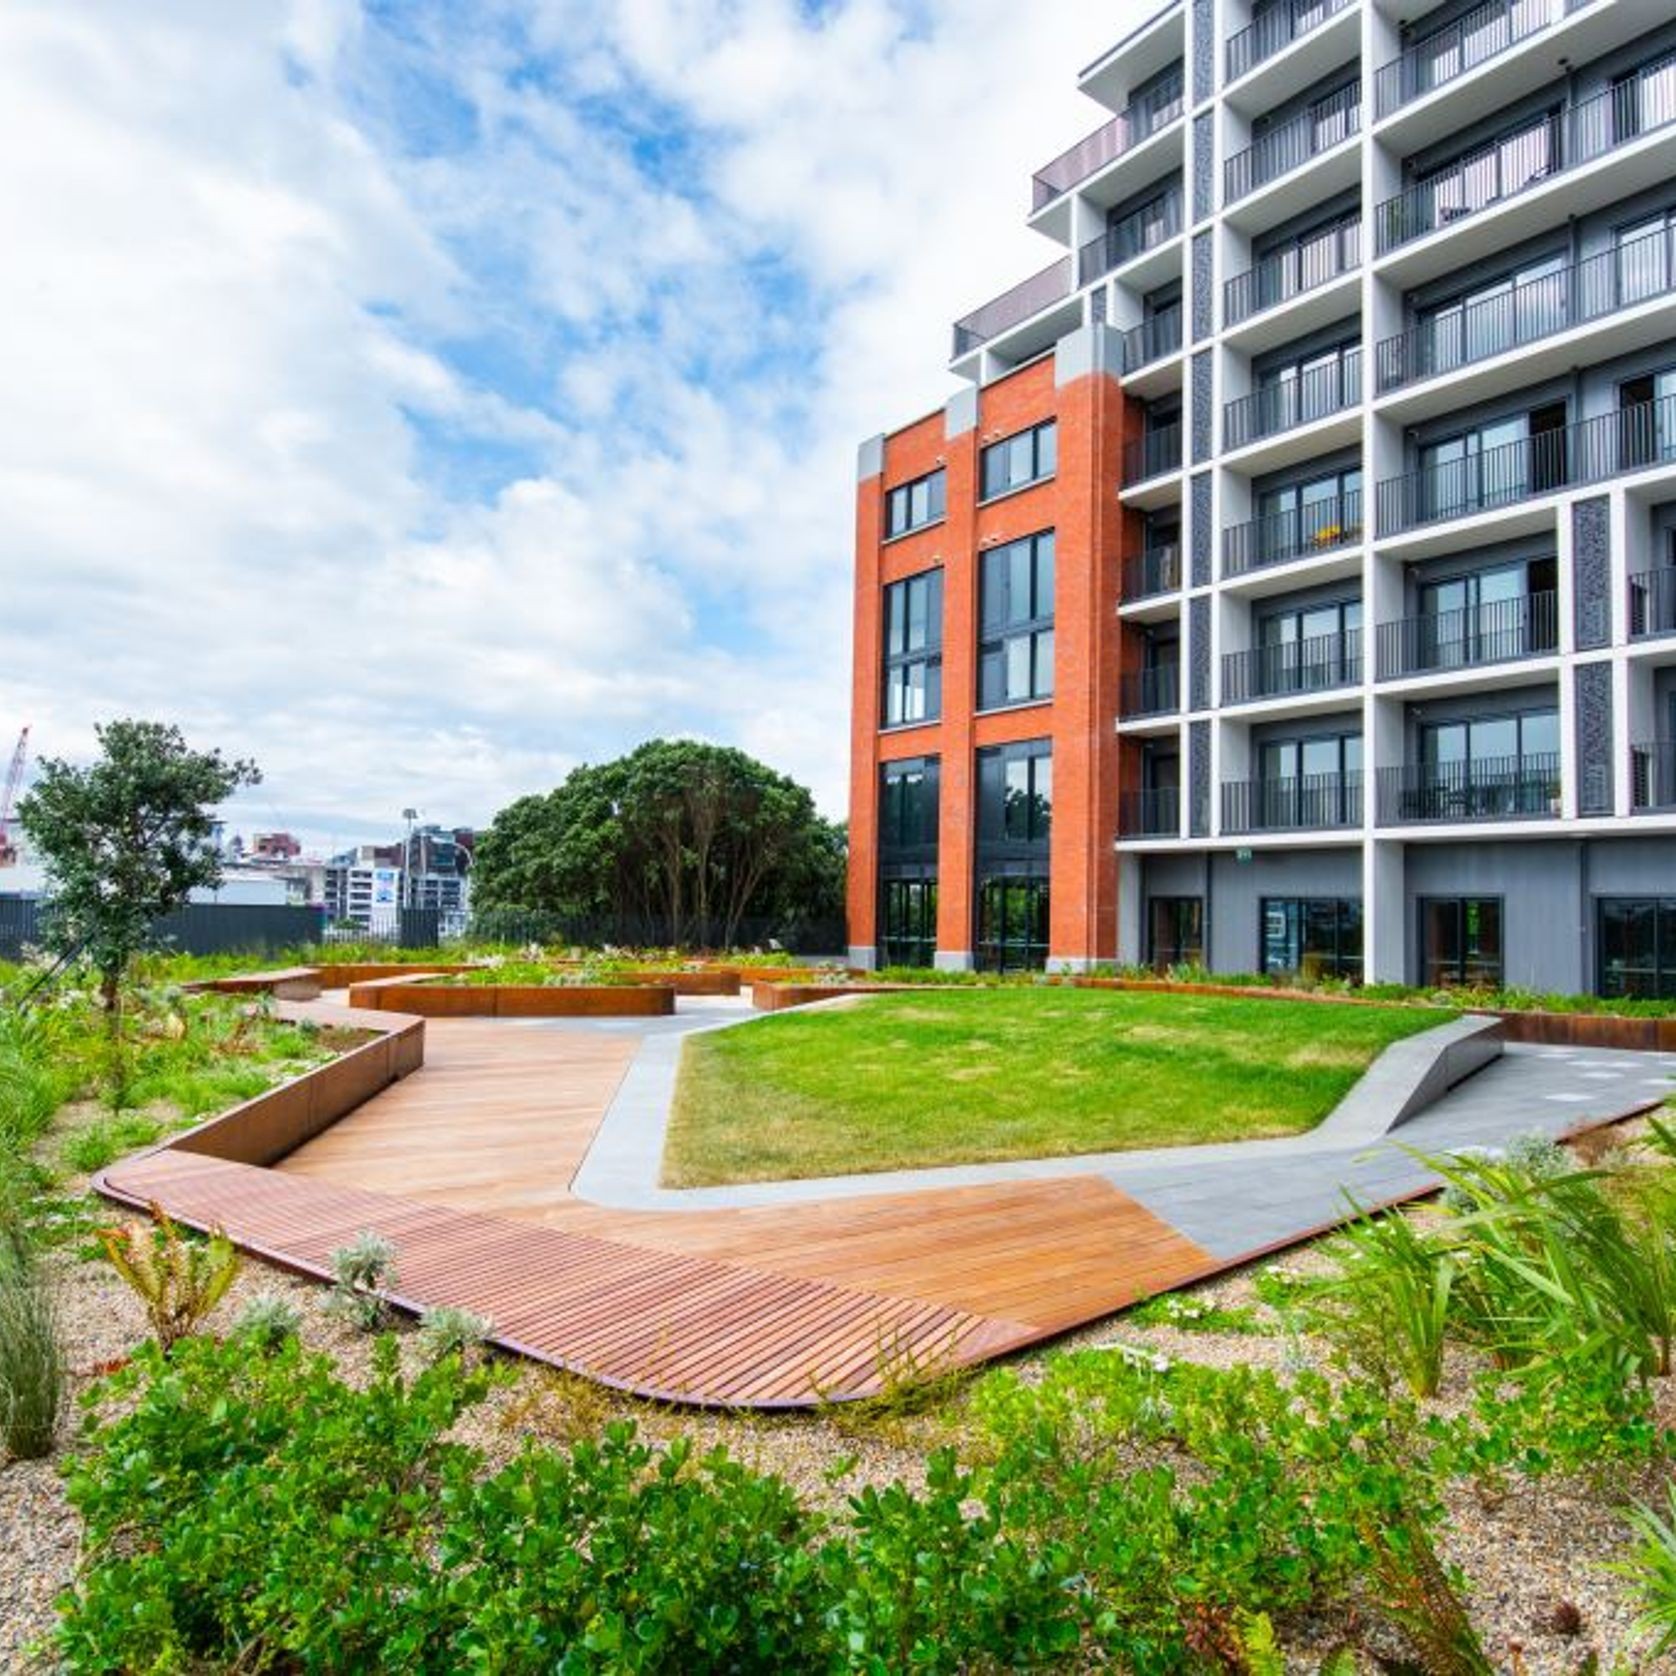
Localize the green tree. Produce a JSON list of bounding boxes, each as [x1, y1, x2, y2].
[[18, 720, 260, 1017], [471, 739, 845, 948]]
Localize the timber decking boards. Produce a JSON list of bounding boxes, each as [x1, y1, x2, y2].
[[102, 1017, 1215, 1405]]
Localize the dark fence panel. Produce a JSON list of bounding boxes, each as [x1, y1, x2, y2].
[[0, 898, 346, 962]]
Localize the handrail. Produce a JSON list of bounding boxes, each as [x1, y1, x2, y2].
[[1376, 62, 1676, 254], [1120, 305, 1184, 371], [1377, 752, 1561, 823], [1629, 567, 1676, 639], [1223, 491, 1363, 576], [1222, 629, 1362, 703], [1079, 192, 1184, 286], [1376, 228, 1676, 391], [1226, 220, 1360, 326], [1123, 421, 1183, 486], [1374, 0, 1566, 119], [1123, 543, 1182, 600], [1631, 740, 1676, 810], [1120, 663, 1181, 717], [1375, 394, 1676, 535], [1222, 771, 1363, 833], [1376, 591, 1558, 677], [1228, 0, 1356, 84], [1119, 786, 1181, 837], [1032, 78, 1184, 210], [1225, 348, 1360, 449], [952, 255, 1075, 357], [1226, 83, 1360, 203]]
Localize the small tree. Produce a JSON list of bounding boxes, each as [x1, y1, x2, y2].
[[18, 720, 260, 1018]]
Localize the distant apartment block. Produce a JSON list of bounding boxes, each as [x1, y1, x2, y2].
[[849, 0, 1676, 996], [324, 825, 474, 930]]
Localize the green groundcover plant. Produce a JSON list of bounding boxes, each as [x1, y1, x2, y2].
[[52, 1311, 1671, 1674]]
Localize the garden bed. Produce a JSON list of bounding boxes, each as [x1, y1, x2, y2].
[[344, 978, 674, 1018]]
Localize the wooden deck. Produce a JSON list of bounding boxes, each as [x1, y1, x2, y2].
[[99, 1014, 1217, 1406]]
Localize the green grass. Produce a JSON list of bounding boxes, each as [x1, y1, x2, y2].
[[663, 989, 1454, 1186]]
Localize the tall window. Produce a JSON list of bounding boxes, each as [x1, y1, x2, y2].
[[1417, 252, 1567, 376], [884, 468, 946, 539], [980, 420, 1058, 501], [975, 739, 1052, 973], [1148, 897, 1203, 969], [1257, 732, 1361, 826], [1418, 708, 1559, 817], [1599, 898, 1676, 1000], [1418, 403, 1567, 519], [1420, 897, 1503, 988], [979, 532, 1055, 709], [1417, 557, 1557, 667], [882, 570, 942, 727], [878, 758, 938, 969], [878, 758, 939, 855], [1261, 898, 1362, 981]]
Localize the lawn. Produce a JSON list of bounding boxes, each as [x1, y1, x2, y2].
[[662, 987, 1454, 1185]]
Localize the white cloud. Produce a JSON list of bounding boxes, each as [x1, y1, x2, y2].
[[0, 0, 1142, 850]]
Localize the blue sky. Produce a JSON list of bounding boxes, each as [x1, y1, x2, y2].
[[0, 0, 1130, 854]]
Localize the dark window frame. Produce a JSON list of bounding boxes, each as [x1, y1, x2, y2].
[[980, 420, 1059, 503], [879, 875, 938, 970], [978, 531, 1056, 711], [1597, 896, 1676, 1000], [976, 738, 1054, 851], [878, 757, 940, 857], [975, 874, 1051, 974], [882, 569, 943, 729], [1417, 894, 1505, 988], [1259, 895, 1363, 981], [884, 468, 948, 540], [1147, 896, 1204, 969]]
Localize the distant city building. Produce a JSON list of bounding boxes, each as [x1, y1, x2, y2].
[[323, 825, 474, 930], [250, 831, 302, 861]]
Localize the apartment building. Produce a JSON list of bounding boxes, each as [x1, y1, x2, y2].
[[848, 0, 1676, 997]]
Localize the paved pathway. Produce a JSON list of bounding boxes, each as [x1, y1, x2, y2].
[[97, 990, 1673, 1405]]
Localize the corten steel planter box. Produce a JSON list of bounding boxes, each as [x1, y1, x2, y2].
[[619, 969, 741, 996], [195, 967, 325, 1001], [317, 962, 479, 988], [346, 980, 675, 1018]]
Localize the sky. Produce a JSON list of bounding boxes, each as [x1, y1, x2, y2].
[[0, 0, 1137, 854]]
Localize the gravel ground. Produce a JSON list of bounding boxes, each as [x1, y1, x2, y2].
[[6, 1129, 1676, 1671]]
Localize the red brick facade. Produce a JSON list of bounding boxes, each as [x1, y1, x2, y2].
[[848, 343, 1137, 969]]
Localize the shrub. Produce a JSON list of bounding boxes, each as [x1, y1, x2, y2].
[[416, 1304, 492, 1363], [0, 1235, 62, 1459], [97, 1207, 240, 1352], [233, 1290, 302, 1353], [1615, 1482, 1676, 1658], [1317, 1205, 1455, 1397], [326, 1231, 397, 1331]]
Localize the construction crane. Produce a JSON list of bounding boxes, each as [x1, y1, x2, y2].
[[0, 726, 29, 867]]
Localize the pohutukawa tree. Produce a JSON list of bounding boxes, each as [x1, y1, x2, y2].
[[18, 719, 260, 1019]]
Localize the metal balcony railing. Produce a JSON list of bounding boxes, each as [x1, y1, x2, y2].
[[1632, 741, 1676, 810], [1123, 542, 1181, 601], [1629, 567, 1676, 639], [1032, 77, 1185, 210], [1120, 305, 1183, 371], [1374, 0, 1578, 119], [1376, 591, 1558, 678], [1079, 192, 1184, 286], [952, 255, 1075, 357], [1119, 786, 1181, 837], [1222, 629, 1362, 703], [1225, 220, 1360, 326], [1120, 663, 1181, 717], [1223, 491, 1363, 576], [1376, 64, 1676, 254], [1224, 349, 1360, 449], [1227, 0, 1356, 84], [1376, 230, 1676, 391], [1376, 752, 1561, 823], [1226, 83, 1360, 203], [1375, 396, 1676, 536], [1123, 421, 1183, 485], [1222, 771, 1363, 833]]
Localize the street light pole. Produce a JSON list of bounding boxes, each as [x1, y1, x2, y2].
[[401, 806, 418, 920]]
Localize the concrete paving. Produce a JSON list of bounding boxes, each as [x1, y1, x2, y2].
[[567, 1000, 1676, 1262]]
